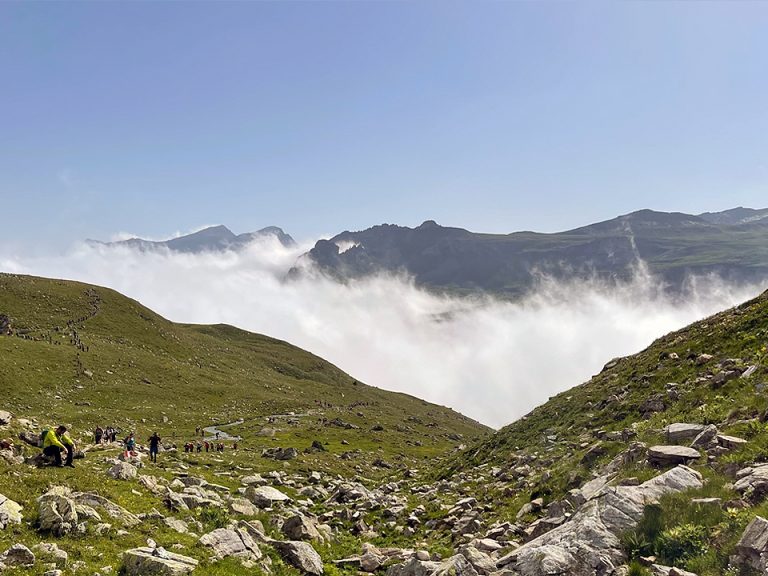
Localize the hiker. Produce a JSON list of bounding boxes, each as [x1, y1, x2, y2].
[[42, 425, 75, 467], [94, 426, 103, 444], [148, 432, 161, 463], [233, 441, 238, 450], [124, 432, 136, 457], [196, 441, 202, 453]]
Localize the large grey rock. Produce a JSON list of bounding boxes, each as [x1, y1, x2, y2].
[[245, 485, 291, 508], [199, 527, 262, 561], [690, 425, 719, 448], [733, 465, 768, 502], [1, 543, 35, 567], [433, 555, 479, 576], [32, 543, 68, 568], [37, 488, 79, 536], [736, 515, 768, 572], [122, 547, 198, 576], [0, 410, 12, 426], [386, 558, 441, 576], [647, 446, 701, 466], [497, 466, 703, 576], [72, 492, 141, 527], [458, 545, 496, 575], [282, 514, 324, 542], [0, 493, 23, 529], [664, 423, 707, 444], [108, 461, 138, 480], [272, 540, 324, 575]]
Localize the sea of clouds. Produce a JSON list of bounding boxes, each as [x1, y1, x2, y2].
[[1, 236, 763, 428]]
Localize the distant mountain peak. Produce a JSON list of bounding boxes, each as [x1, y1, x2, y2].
[[90, 225, 295, 253]]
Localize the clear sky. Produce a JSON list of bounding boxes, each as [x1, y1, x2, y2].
[[2, 2, 767, 249]]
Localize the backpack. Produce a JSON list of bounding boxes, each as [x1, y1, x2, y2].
[[39, 428, 49, 447]]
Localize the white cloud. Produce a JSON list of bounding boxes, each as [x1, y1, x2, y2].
[[1, 239, 763, 428]]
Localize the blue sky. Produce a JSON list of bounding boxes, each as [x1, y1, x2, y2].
[[2, 2, 767, 249]]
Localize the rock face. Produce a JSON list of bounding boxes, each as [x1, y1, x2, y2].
[[245, 485, 291, 508], [647, 446, 701, 467], [735, 515, 768, 572], [272, 540, 324, 575], [0, 493, 23, 529], [122, 547, 198, 576], [199, 527, 262, 561], [496, 466, 703, 576]]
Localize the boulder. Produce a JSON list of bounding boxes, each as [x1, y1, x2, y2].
[[37, 488, 79, 536], [433, 555, 479, 576], [229, 497, 259, 516], [262, 447, 299, 461], [0, 493, 23, 529], [245, 485, 291, 508], [458, 544, 497, 574], [32, 543, 68, 568], [733, 465, 768, 502], [664, 423, 707, 444], [282, 514, 324, 542], [647, 446, 701, 467], [272, 540, 324, 575], [717, 434, 748, 450], [199, 527, 262, 561], [735, 515, 768, 572], [690, 425, 719, 448], [0, 411, 12, 426], [122, 547, 198, 576], [1, 543, 35, 567], [109, 461, 138, 481], [72, 492, 141, 527], [163, 517, 189, 534]]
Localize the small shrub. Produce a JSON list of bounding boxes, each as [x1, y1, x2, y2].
[[656, 523, 708, 564], [627, 560, 652, 576]]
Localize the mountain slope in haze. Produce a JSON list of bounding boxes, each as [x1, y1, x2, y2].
[[89, 224, 296, 253], [298, 207, 768, 297], [0, 273, 489, 472]]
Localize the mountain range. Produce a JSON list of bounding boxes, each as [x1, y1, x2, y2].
[[301, 207, 768, 296], [88, 225, 295, 253]]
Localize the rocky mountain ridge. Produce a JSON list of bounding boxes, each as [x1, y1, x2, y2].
[[298, 207, 768, 297]]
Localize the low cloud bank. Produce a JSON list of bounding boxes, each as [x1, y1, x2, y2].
[[1, 239, 763, 428]]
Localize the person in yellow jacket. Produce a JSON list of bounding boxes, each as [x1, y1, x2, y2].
[[42, 425, 76, 468]]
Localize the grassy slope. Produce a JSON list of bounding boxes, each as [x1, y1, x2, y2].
[[0, 273, 489, 471]]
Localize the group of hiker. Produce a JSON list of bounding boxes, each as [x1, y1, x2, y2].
[[93, 426, 119, 444], [183, 440, 235, 453]]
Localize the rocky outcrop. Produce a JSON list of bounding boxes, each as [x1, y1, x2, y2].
[[122, 547, 198, 576], [496, 466, 703, 576], [108, 461, 138, 480]]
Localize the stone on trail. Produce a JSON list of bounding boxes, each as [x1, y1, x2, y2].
[[272, 540, 324, 575], [122, 547, 198, 576], [647, 446, 701, 467]]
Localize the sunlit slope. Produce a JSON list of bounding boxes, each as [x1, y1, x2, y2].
[[0, 273, 489, 468]]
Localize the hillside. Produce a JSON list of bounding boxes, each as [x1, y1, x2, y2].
[[297, 208, 768, 297], [433, 287, 768, 574], [0, 273, 488, 469]]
